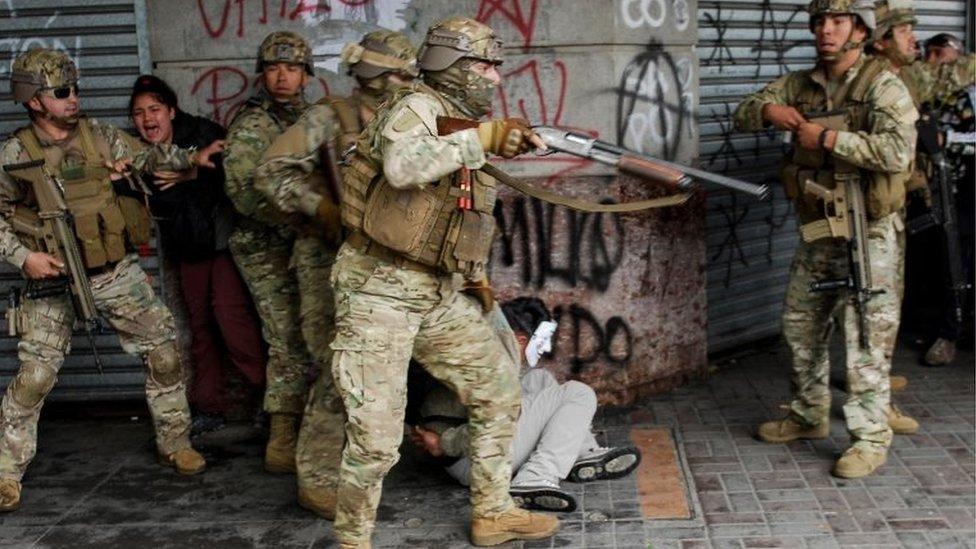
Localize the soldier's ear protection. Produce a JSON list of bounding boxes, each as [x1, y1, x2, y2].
[[39, 83, 79, 100]]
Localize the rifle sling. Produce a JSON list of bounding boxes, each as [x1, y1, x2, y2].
[[481, 163, 691, 213]]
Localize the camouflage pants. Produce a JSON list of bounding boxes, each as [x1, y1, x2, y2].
[[330, 243, 519, 544], [783, 212, 905, 450], [229, 224, 312, 415], [0, 256, 191, 481], [291, 235, 344, 493]]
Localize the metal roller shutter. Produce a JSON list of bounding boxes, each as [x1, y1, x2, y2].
[[0, 0, 151, 400], [698, 0, 972, 353]]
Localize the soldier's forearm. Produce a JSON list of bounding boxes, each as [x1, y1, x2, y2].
[[832, 130, 913, 173], [382, 132, 485, 189]]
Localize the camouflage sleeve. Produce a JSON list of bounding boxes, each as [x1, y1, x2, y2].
[[89, 119, 194, 173], [733, 73, 799, 132], [832, 70, 918, 174], [380, 93, 486, 189], [255, 103, 338, 217], [0, 138, 33, 268], [439, 425, 471, 458], [223, 108, 287, 223]]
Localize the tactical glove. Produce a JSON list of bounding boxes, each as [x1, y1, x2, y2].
[[463, 277, 494, 313], [478, 118, 535, 158], [316, 198, 343, 246]]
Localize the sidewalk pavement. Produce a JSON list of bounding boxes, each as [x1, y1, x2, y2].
[[0, 339, 971, 548]]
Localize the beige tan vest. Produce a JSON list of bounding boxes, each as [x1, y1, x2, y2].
[[15, 118, 151, 268], [342, 85, 496, 278], [780, 57, 912, 223]]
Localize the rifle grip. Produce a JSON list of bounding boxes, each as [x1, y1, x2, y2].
[[436, 116, 479, 136], [618, 155, 689, 190]]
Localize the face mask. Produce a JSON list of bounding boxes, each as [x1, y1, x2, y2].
[[525, 320, 557, 368]]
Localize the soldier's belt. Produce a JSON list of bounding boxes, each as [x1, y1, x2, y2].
[[346, 232, 439, 275]]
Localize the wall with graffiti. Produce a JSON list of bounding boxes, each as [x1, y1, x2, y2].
[[142, 0, 705, 405]]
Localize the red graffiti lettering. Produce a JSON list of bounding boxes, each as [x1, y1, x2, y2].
[[197, 0, 245, 38], [476, 0, 539, 50], [496, 59, 566, 126], [288, 0, 330, 20], [190, 66, 250, 126]]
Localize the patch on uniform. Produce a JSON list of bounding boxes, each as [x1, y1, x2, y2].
[[391, 109, 423, 132]]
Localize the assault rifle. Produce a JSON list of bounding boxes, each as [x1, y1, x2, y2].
[[800, 174, 880, 349], [907, 111, 971, 326], [532, 126, 770, 200], [2, 159, 104, 374]]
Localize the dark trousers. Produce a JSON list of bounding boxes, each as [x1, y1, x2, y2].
[[180, 251, 266, 414]]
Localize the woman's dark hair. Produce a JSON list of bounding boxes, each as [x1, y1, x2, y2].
[[128, 74, 179, 114], [500, 297, 552, 336]]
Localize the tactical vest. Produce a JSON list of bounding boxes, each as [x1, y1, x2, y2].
[[780, 57, 913, 223], [310, 95, 363, 199], [342, 84, 496, 278], [14, 118, 151, 269]]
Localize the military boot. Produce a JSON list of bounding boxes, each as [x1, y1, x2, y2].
[[758, 417, 828, 443], [887, 405, 919, 434], [158, 447, 206, 475], [0, 478, 21, 512], [924, 338, 956, 366], [470, 507, 559, 546], [889, 375, 908, 392], [297, 485, 336, 520], [833, 447, 887, 478], [265, 413, 298, 473]]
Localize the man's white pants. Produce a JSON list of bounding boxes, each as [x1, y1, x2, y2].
[[446, 369, 599, 486]]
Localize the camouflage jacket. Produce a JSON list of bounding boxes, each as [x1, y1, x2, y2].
[[0, 118, 193, 269], [900, 53, 976, 109], [373, 86, 485, 190], [734, 54, 917, 187], [223, 88, 308, 229], [254, 98, 346, 219]]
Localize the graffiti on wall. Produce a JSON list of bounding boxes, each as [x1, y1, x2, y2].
[[0, 4, 82, 78]]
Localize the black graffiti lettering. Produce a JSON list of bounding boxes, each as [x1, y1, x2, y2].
[[493, 197, 626, 291], [549, 303, 634, 374]]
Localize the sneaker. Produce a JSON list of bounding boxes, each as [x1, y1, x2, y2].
[[833, 446, 887, 478], [568, 446, 641, 482], [190, 413, 225, 436], [510, 479, 577, 512], [924, 338, 956, 366], [470, 507, 559, 546], [757, 417, 828, 443]]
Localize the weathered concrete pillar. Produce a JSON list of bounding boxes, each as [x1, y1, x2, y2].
[[147, 0, 705, 405]]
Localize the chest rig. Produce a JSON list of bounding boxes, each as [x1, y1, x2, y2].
[[14, 118, 151, 268], [780, 57, 911, 223], [341, 84, 496, 278]]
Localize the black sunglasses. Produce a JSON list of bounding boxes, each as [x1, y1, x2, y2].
[[40, 83, 80, 99]]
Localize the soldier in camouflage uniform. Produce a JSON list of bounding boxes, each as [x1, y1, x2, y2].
[[734, 0, 918, 478], [254, 30, 419, 519], [223, 31, 314, 474], [0, 48, 219, 511], [319, 17, 559, 547]]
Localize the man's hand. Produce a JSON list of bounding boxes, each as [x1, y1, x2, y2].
[[478, 118, 546, 158], [796, 121, 827, 150], [152, 168, 198, 191], [409, 425, 443, 457], [106, 159, 132, 181], [762, 104, 806, 131], [463, 277, 494, 313], [191, 139, 225, 169], [23, 252, 64, 279]]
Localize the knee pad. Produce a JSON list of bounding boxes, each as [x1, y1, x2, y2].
[[10, 362, 57, 409], [146, 343, 182, 387]]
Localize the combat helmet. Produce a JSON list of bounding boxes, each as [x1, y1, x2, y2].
[[416, 16, 503, 72], [256, 31, 314, 75], [341, 30, 418, 80], [807, 0, 877, 39], [874, 0, 917, 39], [10, 48, 78, 104]]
